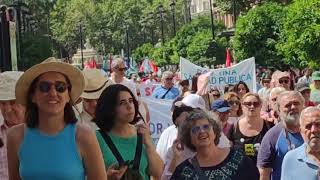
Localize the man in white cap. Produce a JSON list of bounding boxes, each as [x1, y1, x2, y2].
[[80, 69, 114, 130], [275, 71, 291, 90], [0, 71, 25, 180]]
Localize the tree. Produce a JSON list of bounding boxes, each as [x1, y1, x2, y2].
[[132, 43, 154, 63], [276, 0, 320, 68], [232, 2, 286, 66]]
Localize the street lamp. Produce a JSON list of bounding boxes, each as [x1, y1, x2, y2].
[[209, 0, 215, 39], [77, 24, 85, 69], [124, 24, 130, 58], [158, 5, 165, 46], [147, 12, 155, 46], [169, 0, 176, 37], [233, 0, 236, 26]]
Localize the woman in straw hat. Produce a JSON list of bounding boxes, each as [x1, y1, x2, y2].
[[7, 58, 107, 180]]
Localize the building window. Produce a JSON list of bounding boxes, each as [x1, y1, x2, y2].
[[191, 5, 197, 14]]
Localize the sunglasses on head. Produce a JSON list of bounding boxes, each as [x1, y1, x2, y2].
[[243, 101, 260, 107], [279, 79, 289, 84], [37, 81, 69, 93], [191, 124, 211, 134], [116, 67, 127, 71]]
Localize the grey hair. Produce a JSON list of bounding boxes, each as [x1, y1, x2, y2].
[[299, 106, 320, 125], [277, 90, 305, 108], [179, 109, 221, 152], [111, 57, 125, 69], [269, 87, 286, 100], [161, 71, 173, 80]]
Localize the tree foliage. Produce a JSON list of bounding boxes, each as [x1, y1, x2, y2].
[[232, 2, 287, 66], [276, 0, 320, 68]]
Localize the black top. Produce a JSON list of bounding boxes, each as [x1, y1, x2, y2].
[[228, 120, 273, 164], [170, 148, 259, 180]]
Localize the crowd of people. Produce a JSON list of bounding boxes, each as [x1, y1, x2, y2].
[[0, 56, 320, 180]]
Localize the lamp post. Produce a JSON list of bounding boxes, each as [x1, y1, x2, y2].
[[209, 0, 215, 39], [169, 0, 176, 37], [233, 0, 236, 26], [78, 24, 85, 69], [125, 24, 130, 58], [147, 12, 155, 46], [158, 5, 165, 46]]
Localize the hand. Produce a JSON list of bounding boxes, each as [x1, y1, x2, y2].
[[107, 164, 128, 180], [136, 123, 153, 148], [172, 139, 183, 160]]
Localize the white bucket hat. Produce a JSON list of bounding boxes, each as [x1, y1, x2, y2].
[[81, 69, 114, 99], [0, 71, 24, 101], [175, 94, 206, 110]]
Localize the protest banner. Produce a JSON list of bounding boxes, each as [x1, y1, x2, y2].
[[140, 97, 173, 144], [180, 57, 257, 92], [139, 84, 159, 97]]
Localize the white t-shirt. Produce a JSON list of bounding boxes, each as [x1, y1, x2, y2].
[[156, 125, 178, 161]]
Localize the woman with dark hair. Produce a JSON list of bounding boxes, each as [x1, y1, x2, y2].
[[95, 84, 163, 179], [191, 73, 201, 93], [171, 110, 259, 180], [234, 81, 250, 99], [7, 58, 107, 180], [224, 92, 242, 124], [224, 84, 235, 94]]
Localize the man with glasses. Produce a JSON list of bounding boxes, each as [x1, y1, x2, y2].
[[257, 91, 305, 180], [110, 57, 138, 97], [275, 71, 291, 90], [152, 71, 180, 100], [281, 107, 320, 180]]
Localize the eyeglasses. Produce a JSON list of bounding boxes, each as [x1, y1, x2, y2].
[[165, 78, 173, 81], [262, 80, 271, 83], [212, 93, 220, 97], [305, 121, 320, 130], [229, 101, 240, 106], [116, 67, 127, 71], [243, 101, 260, 107], [279, 79, 289, 84], [37, 81, 69, 93], [271, 98, 277, 102], [191, 124, 211, 134]]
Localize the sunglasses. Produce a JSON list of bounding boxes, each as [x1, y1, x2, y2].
[[116, 67, 127, 71], [37, 81, 69, 93], [262, 80, 271, 83], [212, 93, 220, 97], [165, 78, 173, 81], [279, 79, 289, 84], [229, 101, 240, 106], [191, 124, 211, 134], [243, 101, 260, 107]]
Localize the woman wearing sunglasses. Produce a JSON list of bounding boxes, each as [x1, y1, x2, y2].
[[94, 84, 163, 179], [228, 93, 273, 165], [171, 109, 259, 180], [224, 92, 242, 124], [7, 58, 107, 180]]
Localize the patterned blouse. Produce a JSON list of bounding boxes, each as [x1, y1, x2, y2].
[[170, 148, 259, 180]]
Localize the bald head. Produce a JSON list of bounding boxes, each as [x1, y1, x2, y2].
[[300, 107, 320, 125], [300, 107, 320, 152]]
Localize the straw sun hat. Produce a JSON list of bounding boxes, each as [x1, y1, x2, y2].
[[15, 57, 85, 106], [81, 69, 114, 99]]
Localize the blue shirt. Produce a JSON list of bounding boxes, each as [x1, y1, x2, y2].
[[19, 124, 85, 180], [281, 144, 319, 180], [152, 86, 180, 100], [257, 123, 304, 180]]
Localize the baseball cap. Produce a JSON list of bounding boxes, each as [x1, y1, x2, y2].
[[295, 82, 310, 92], [211, 99, 231, 112], [175, 94, 206, 110], [312, 71, 320, 81]]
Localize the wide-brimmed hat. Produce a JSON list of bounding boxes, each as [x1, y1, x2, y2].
[[15, 57, 85, 106], [81, 69, 114, 99], [175, 94, 206, 110], [0, 71, 24, 101], [277, 71, 290, 80]]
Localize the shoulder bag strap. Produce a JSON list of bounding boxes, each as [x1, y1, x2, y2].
[[190, 156, 207, 180], [99, 130, 125, 166], [160, 87, 172, 99], [132, 133, 143, 169]]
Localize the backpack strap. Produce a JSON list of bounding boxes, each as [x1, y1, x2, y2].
[[132, 133, 143, 170], [99, 130, 125, 166], [160, 87, 172, 99]]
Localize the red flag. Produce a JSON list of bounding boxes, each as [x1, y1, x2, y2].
[[225, 48, 231, 67]]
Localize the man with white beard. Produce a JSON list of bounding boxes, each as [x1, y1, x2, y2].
[[257, 91, 305, 180], [281, 107, 320, 180]]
